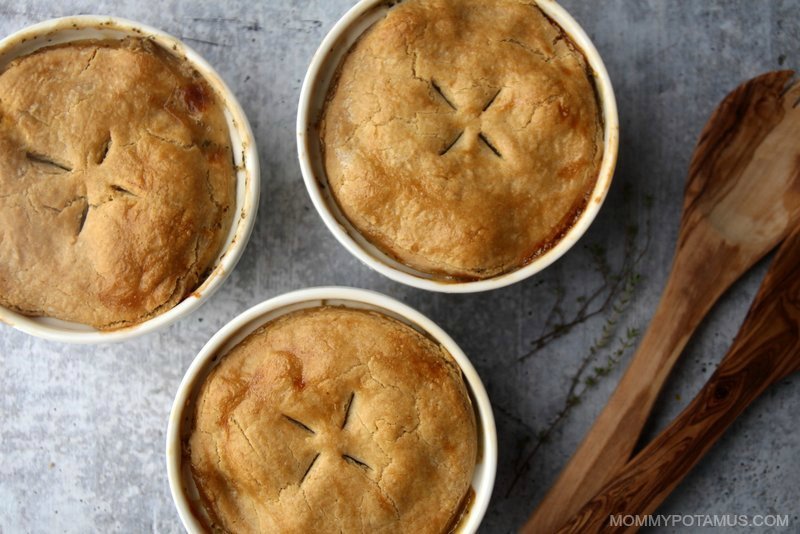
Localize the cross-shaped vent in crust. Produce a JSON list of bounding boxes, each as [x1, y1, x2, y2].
[[282, 391, 371, 486], [431, 80, 503, 158], [24, 132, 137, 236]]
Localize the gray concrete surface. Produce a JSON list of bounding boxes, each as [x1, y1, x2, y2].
[[1, 1, 799, 532]]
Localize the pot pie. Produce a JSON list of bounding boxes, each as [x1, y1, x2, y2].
[[185, 306, 477, 533], [0, 38, 235, 329], [321, 0, 603, 280]]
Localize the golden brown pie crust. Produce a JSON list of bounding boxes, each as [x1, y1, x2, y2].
[[321, 0, 603, 280], [185, 306, 477, 533], [0, 38, 235, 329]]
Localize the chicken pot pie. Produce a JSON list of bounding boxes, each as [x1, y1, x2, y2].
[[321, 0, 603, 280], [0, 37, 235, 329], [185, 306, 477, 533]]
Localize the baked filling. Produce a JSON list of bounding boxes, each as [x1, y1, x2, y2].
[[185, 306, 477, 533], [0, 38, 235, 329], [322, 0, 603, 280]]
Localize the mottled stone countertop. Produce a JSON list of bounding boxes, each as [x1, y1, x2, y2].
[[1, 1, 798, 533]]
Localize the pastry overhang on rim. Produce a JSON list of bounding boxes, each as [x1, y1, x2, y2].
[[185, 306, 478, 533], [321, 0, 603, 280], [0, 37, 235, 329]]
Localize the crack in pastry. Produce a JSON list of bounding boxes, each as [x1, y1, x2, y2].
[[321, 0, 603, 280], [0, 37, 235, 328], [76, 202, 89, 235], [283, 415, 316, 435], [110, 184, 136, 197], [186, 307, 477, 533], [299, 453, 320, 485], [477, 132, 502, 158], [96, 134, 112, 165], [439, 131, 463, 156], [25, 151, 72, 172], [482, 88, 502, 112], [341, 391, 355, 429], [430, 79, 457, 110], [342, 454, 371, 471]]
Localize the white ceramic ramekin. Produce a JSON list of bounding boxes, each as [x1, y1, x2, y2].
[[166, 286, 497, 533], [297, 0, 618, 293], [0, 16, 259, 343]]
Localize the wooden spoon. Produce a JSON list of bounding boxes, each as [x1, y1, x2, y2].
[[555, 223, 800, 533], [524, 70, 800, 534]]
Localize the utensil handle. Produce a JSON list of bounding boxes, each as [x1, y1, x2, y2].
[[523, 221, 748, 534], [524, 71, 800, 534], [554, 232, 800, 533], [558, 307, 800, 533]]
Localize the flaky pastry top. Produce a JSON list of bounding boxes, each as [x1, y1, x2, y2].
[[186, 306, 477, 533], [0, 38, 235, 328], [322, 0, 603, 279]]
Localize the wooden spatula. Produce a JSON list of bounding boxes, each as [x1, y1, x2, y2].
[[524, 71, 800, 534], [555, 223, 800, 533]]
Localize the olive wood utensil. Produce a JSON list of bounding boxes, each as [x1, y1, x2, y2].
[[555, 223, 800, 533], [524, 71, 800, 534]]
